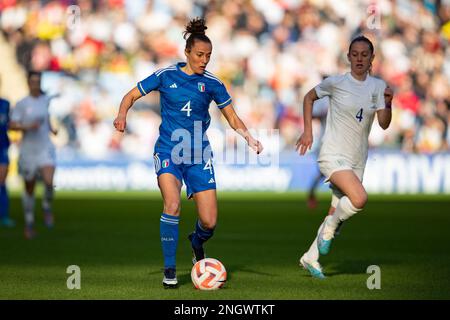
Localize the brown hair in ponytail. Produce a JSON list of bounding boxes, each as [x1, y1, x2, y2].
[[183, 17, 211, 52]]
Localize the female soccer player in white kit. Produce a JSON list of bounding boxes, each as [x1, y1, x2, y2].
[[10, 71, 57, 239], [296, 36, 393, 278]]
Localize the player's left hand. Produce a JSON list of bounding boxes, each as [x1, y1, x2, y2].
[[247, 136, 263, 154], [384, 86, 393, 107]]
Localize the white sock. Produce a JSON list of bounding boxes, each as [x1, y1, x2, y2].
[[305, 220, 324, 262], [42, 184, 54, 213], [331, 193, 340, 208], [305, 216, 332, 262], [334, 196, 360, 221], [22, 193, 35, 226], [324, 196, 361, 240]]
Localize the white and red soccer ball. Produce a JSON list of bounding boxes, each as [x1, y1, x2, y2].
[[191, 258, 227, 290]]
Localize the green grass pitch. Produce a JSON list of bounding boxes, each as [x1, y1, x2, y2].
[[1, 191, 449, 299]]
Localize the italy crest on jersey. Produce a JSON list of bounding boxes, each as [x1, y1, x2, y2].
[[162, 159, 170, 168], [198, 82, 205, 92]]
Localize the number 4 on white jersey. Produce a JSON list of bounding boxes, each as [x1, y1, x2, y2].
[[356, 108, 363, 122], [181, 101, 192, 117]]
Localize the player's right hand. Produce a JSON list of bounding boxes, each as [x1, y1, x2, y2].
[[247, 136, 264, 154], [113, 115, 127, 132], [295, 132, 313, 156]]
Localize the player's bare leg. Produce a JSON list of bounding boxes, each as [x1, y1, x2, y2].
[[40, 165, 55, 228], [318, 170, 365, 255], [158, 173, 182, 216], [0, 165, 7, 185], [189, 189, 217, 263], [23, 178, 37, 239], [329, 170, 367, 209], [193, 189, 217, 230], [157, 173, 182, 288]]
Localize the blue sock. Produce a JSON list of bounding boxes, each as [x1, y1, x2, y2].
[[191, 220, 214, 249], [160, 213, 179, 269], [0, 184, 9, 220]]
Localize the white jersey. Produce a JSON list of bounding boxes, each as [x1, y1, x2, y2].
[[315, 73, 386, 169], [11, 95, 54, 155], [312, 96, 329, 118]]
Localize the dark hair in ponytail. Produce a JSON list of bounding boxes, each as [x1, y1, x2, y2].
[[348, 35, 374, 55], [183, 17, 211, 52]]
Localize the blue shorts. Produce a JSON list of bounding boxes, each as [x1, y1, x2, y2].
[[153, 152, 216, 199], [0, 148, 8, 165]]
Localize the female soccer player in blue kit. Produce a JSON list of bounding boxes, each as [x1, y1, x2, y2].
[[113, 18, 263, 288], [0, 79, 15, 227]]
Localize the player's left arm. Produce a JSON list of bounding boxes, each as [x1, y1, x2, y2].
[[377, 86, 393, 130], [46, 96, 58, 135], [47, 115, 58, 135], [220, 104, 263, 154]]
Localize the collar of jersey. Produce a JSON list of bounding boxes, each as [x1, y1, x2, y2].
[[346, 72, 369, 85], [176, 62, 203, 79]]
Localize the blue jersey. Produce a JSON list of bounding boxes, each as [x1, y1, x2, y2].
[[137, 62, 232, 161], [0, 98, 10, 149]]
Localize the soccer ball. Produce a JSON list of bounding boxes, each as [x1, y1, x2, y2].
[[191, 258, 227, 290]]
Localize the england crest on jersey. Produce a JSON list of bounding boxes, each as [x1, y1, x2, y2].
[[371, 93, 377, 104], [198, 82, 205, 92]]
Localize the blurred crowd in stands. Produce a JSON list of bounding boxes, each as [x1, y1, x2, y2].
[[1, 0, 449, 160]]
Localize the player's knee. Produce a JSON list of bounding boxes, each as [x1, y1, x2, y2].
[[164, 201, 181, 215], [202, 221, 216, 230], [350, 192, 367, 209], [24, 185, 34, 195], [200, 217, 216, 230], [43, 177, 54, 187]]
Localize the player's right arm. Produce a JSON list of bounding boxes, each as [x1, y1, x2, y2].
[[296, 88, 319, 155], [114, 71, 162, 133], [113, 87, 143, 133]]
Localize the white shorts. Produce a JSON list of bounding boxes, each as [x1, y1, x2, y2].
[[19, 145, 56, 181], [319, 157, 365, 202]]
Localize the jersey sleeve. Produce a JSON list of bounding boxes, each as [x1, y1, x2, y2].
[[212, 83, 232, 109], [10, 100, 24, 123], [314, 76, 337, 98], [137, 72, 161, 96], [375, 79, 387, 110]]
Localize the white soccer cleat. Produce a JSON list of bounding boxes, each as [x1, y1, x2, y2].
[[162, 268, 178, 288], [300, 255, 326, 279]]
